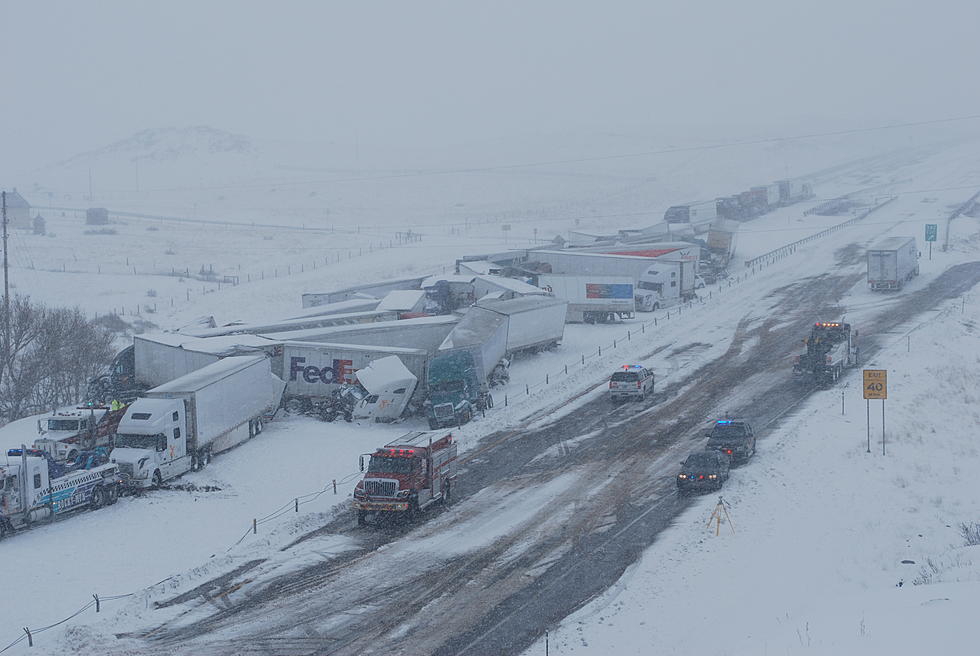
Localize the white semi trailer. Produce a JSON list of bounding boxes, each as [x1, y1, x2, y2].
[[867, 237, 919, 291], [113, 356, 285, 488], [533, 274, 635, 323]]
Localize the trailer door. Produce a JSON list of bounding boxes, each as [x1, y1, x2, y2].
[[868, 251, 887, 282]]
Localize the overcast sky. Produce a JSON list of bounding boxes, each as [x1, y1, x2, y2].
[[3, 0, 980, 170]]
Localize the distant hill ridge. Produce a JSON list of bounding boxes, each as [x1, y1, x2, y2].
[[56, 126, 254, 166]]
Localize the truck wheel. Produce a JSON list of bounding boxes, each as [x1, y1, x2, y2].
[[356, 510, 367, 527], [107, 484, 119, 505], [152, 470, 163, 488], [0, 520, 8, 540], [91, 486, 106, 510], [190, 452, 200, 471], [67, 450, 79, 464], [199, 447, 212, 469], [408, 501, 420, 523], [442, 483, 452, 506]]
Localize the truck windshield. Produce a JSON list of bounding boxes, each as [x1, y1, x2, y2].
[[115, 433, 162, 449], [368, 456, 415, 474], [48, 420, 80, 431], [430, 381, 465, 394], [637, 281, 662, 292]]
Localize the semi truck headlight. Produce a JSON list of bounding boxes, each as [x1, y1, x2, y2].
[[396, 489, 411, 498]]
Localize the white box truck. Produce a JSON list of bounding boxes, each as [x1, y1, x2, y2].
[[535, 274, 635, 323], [867, 237, 919, 291], [635, 259, 696, 311], [112, 356, 285, 488]]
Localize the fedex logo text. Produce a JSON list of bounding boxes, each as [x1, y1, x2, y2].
[[289, 357, 354, 384]]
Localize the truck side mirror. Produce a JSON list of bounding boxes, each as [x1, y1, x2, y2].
[[359, 455, 364, 472], [853, 329, 859, 338]]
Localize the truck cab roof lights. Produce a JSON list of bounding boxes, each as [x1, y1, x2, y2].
[[716, 420, 732, 424], [622, 364, 643, 370]]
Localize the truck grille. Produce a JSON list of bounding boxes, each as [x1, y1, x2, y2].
[[433, 403, 455, 419], [116, 462, 135, 478], [364, 479, 398, 497]]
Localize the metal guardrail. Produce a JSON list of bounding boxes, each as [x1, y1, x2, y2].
[[744, 196, 897, 269]]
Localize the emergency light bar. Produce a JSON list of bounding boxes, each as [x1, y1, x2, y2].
[[7, 448, 46, 458], [382, 448, 416, 456]]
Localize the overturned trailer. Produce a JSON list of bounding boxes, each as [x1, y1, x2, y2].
[[301, 276, 428, 308], [260, 315, 458, 354], [181, 309, 399, 339]]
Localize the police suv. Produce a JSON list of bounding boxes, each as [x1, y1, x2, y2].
[[608, 365, 654, 402]]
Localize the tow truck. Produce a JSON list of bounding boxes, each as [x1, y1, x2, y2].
[[792, 321, 859, 385], [1, 447, 121, 539], [353, 431, 457, 525], [33, 403, 127, 463]]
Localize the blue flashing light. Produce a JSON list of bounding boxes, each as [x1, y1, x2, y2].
[[716, 420, 732, 424], [622, 364, 643, 370]]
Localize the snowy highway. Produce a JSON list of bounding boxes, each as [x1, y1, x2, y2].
[[66, 183, 980, 655], [3, 140, 980, 656]]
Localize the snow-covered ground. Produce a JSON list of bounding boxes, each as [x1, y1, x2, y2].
[[0, 130, 978, 653], [522, 215, 980, 654]]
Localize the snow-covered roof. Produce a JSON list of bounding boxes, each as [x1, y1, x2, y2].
[[1, 189, 29, 208], [281, 340, 426, 355], [439, 307, 508, 349], [138, 332, 276, 355], [475, 275, 548, 295], [530, 249, 655, 262], [149, 355, 266, 393], [456, 260, 493, 275], [377, 290, 426, 311], [286, 297, 382, 320], [421, 274, 477, 287], [476, 295, 568, 316], [182, 310, 395, 338], [870, 236, 915, 250], [354, 356, 417, 394], [260, 315, 457, 343]]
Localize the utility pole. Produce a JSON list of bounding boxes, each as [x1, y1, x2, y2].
[[2, 191, 9, 382]]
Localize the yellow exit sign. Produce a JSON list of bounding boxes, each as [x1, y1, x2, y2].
[[863, 369, 887, 399]]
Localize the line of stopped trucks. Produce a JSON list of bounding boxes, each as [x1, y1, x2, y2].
[[1, 230, 915, 536]]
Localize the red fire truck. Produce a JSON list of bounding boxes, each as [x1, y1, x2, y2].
[[353, 431, 457, 525]]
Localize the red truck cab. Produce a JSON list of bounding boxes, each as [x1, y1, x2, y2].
[[353, 431, 457, 525]]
